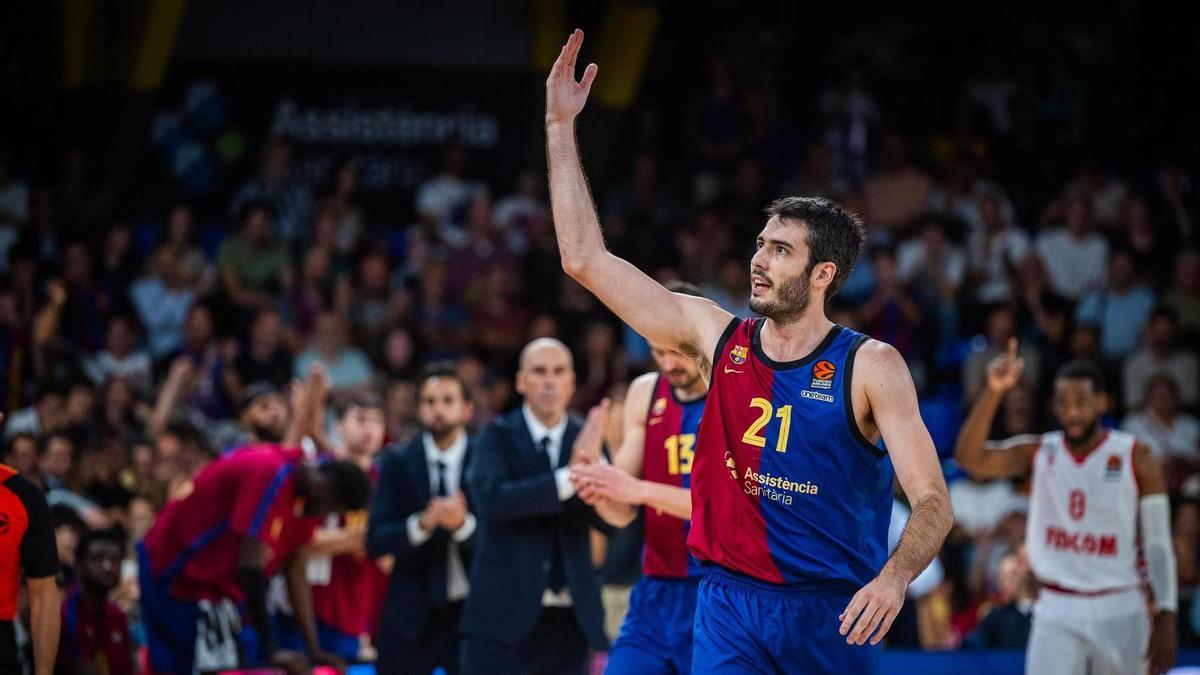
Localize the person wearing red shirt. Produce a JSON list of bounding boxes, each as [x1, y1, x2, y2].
[[58, 528, 133, 675], [138, 443, 369, 675], [308, 390, 388, 661]]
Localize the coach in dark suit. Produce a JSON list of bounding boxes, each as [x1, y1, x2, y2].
[[460, 338, 616, 675], [367, 363, 477, 675]]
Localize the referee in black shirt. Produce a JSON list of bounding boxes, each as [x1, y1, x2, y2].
[[1, 412, 60, 675]]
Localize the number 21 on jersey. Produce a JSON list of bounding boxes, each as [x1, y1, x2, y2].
[[741, 397, 793, 453]]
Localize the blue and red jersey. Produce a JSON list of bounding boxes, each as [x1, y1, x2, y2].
[[641, 375, 706, 579], [688, 318, 894, 588], [60, 590, 134, 675], [141, 445, 319, 602]]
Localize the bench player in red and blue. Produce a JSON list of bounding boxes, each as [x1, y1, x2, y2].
[[545, 30, 953, 673], [572, 282, 711, 674]]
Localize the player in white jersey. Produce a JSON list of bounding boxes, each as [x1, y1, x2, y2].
[[955, 339, 1177, 675]]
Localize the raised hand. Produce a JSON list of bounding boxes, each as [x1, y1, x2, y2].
[[545, 29, 598, 124], [570, 398, 611, 466], [986, 337, 1025, 394]]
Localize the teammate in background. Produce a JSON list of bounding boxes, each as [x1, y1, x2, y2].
[[956, 340, 1177, 674], [308, 390, 388, 662], [58, 529, 134, 675], [0, 432, 59, 675], [545, 30, 952, 673], [138, 375, 371, 675], [573, 281, 709, 674]]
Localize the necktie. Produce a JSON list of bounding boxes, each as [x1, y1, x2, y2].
[[431, 459, 449, 605], [435, 460, 448, 497], [541, 437, 566, 592]]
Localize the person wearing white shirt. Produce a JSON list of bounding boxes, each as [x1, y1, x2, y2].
[[1122, 375, 1200, 468], [1035, 196, 1109, 300], [460, 338, 617, 675], [368, 364, 479, 675]]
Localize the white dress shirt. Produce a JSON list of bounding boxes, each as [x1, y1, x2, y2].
[[522, 404, 576, 501], [405, 431, 476, 603], [521, 404, 575, 607]]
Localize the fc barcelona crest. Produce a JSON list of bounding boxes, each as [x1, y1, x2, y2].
[[730, 345, 748, 365], [652, 397, 668, 416]]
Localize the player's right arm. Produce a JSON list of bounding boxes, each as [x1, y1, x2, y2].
[[954, 338, 1038, 479], [546, 30, 733, 378]]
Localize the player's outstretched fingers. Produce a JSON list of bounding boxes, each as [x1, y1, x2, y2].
[[848, 602, 884, 645], [838, 592, 867, 637], [869, 606, 899, 646]]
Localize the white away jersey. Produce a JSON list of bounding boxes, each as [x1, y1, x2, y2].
[[1026, 430, 1141, 592]]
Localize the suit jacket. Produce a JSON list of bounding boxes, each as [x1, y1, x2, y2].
[[366, 435, 476, 642], [458, 408, 616, 650]]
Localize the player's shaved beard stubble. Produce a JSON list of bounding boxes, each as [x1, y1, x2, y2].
[[1064, 417, 1102, 449], [749, 267, 813, 325]]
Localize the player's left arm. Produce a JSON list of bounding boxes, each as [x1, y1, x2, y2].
[[1134, 441, 1178, 674], [839, 341, 953, 647], [283, 548, 345, 669]]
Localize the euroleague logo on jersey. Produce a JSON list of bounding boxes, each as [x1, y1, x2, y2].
[[1104, 454, 1123, 480], [810, 360, 836, 390]]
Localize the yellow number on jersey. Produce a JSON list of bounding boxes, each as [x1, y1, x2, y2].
[[741, 398, 792, 453], [665, 434, 696, 475]]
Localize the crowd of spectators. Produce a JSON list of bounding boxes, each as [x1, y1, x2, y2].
[[1, 19, 1199, 669]]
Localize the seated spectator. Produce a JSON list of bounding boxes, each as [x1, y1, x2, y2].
[[926, 151, 1015, 235], [218, 200, 293, 313], [416, 142, 482, 244], [966, 195, 1030, 304], [129, 245, 197, 360], [1123, 308, 1199, 410], [58, 528, 135, 675], [165, 303, 233, 421], [384, 380, 420, 445], [1013, 253, 1072, 360], [1122, 376, 1200, 489], [1035, 195, 1108, 300], [82, 314, 152, 394], [963, 305, 1041, 403], [897, 217, 966, 297], [290, 244, 341, 338], [294, 311, 372, 392], [229, 138, 314, 244], [40, 432, 109, 529], [3, 433, 39, 479], [962, 550, 1035, 649], [1165, 249, 1200, 339], [861, 132, 933, 232], [861, 246, 922, 365], [1076, 249, 1156, 361], [1062, 161, 1129, 231], [162, 202, 212, 290], [228, 308, 294, 404], [2, 382, 67, 440]]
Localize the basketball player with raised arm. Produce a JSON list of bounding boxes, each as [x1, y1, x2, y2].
[[545, 30, 952, 673], [956, 340, 1177, 675]]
